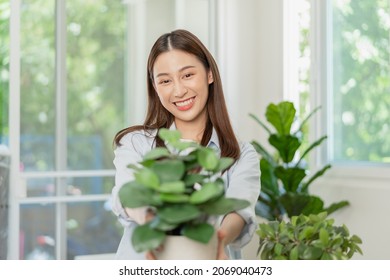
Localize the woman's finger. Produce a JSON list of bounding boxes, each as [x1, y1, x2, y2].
[[146, 250, 157, 260]]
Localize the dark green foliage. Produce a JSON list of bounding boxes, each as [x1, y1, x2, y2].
[[257, 212, 363, 260], [250, 101, 349, 221]]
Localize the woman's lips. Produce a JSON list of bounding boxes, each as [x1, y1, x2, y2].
[[174, 97, 195, 111]]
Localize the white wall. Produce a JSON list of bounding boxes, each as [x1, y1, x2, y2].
[[312, 171, 390, 260], [217, 0, 390, 259], [217, 0, 284, 145]]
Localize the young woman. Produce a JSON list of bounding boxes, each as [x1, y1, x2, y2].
[[111, 29, 260, 260]]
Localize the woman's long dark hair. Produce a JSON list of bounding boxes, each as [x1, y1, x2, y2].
[[114, 29, 240, 161]]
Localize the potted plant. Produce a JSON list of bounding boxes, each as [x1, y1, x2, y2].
[[118, 128, 250, 259], [250, 101, 349, 221], [256, 211, 363, 260]]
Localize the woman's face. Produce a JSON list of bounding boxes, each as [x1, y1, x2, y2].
[[152, 49, 213, 127]]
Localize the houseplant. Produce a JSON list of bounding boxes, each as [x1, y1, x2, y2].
[[256, 211, 363, 260], [118, 128, 250, 259], [250, 101, 349, 221]]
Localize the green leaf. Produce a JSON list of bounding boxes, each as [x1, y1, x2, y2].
[[280, 193, 324, 217], [170, 140, 199, 151], [158, 128, 181, 143], [274, 166, 306, 192], [258, 222, 276, 239], [301, 196, 325, 215], [214, 157, 234, 172], [265, 101, 296, 135], [158, 181, 185, 193], [149, 217, 177, 231], [324, 201, 350, 216], [189, 181, 224, 204], [182, 223, 215, 244], [321, 252, 332, 260], [150, 159, 185, 183], [134, 168, 160, 189], [319, 227, 329, 246], [143, 147, 171, 161], [295, 136, 327, 167], [183, 174, 207, 187], [302, 246, 323, 260], [131, 224, 166, 252], [298, 226, 314, 240], [158, 204, 200, 224], [197, 147, 219, 170], [289, 246, 299, 260], [274, 243, 283, 256], [350, 234, 363, 245], [259, 158, 279, 196], [159, 193, 190, 203], [269, 134, 301, 163], [119, 181, 162, 208], [201, 197, 250, 215], [301, 164, 332, 192]]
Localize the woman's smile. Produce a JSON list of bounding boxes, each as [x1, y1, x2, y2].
[[174, 97, 196, 111]]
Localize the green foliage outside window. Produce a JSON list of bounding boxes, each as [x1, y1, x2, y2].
[[19, 0, 126, 177], [297, 0, 389, 164], [332, 0, 390, 163]]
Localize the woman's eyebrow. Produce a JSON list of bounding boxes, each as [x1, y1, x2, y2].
[[155, 65, 196, 78]]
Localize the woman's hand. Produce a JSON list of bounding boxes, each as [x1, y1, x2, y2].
[[146, 250, 157, 260], [124, 207, 154, 225]]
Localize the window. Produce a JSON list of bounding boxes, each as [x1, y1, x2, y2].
[[330, 0, 390, 164], [15, 0, 126, 260], [6, 0, 213, 260], [312, 0, 390, 166]]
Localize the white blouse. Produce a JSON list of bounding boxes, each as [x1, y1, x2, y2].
[[110, 127, 260, 259]]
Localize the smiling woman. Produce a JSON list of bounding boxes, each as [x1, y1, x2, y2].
[[111, 29, 260, 260]]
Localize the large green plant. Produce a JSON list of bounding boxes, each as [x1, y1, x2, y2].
[[250, 101, 349, 221], [119, 128, 250, 253], [257, 212, 363, 260]]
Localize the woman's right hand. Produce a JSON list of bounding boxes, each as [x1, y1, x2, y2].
[[124, 207, 154, 225]]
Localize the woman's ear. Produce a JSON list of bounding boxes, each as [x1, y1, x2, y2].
[[208, 70, 214, 84]]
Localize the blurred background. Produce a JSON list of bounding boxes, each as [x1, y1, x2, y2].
[[0, 0, 389, 259]]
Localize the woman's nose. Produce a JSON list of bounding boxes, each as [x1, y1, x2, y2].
[[173, 80, 188, 98]]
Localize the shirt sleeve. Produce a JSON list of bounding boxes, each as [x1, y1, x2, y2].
[[110, 132, 149, 226], [224, 142, 261, 249]]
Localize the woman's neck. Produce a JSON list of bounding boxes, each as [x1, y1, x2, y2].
[[174, 119, 206, 143]]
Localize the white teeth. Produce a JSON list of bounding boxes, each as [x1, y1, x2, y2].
[[175, 98, 194, 107]]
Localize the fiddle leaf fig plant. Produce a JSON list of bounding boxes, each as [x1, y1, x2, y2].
[[119, 128, 250, 253], [250, 101, 349, 221], [257, 212, 363, 260]]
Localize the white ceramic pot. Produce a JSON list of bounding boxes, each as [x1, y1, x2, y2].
[[155, 233, 218, 260]]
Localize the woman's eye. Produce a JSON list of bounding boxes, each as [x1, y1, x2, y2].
[[184, 73, 193, 79], [159, 79, 170, 84]]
